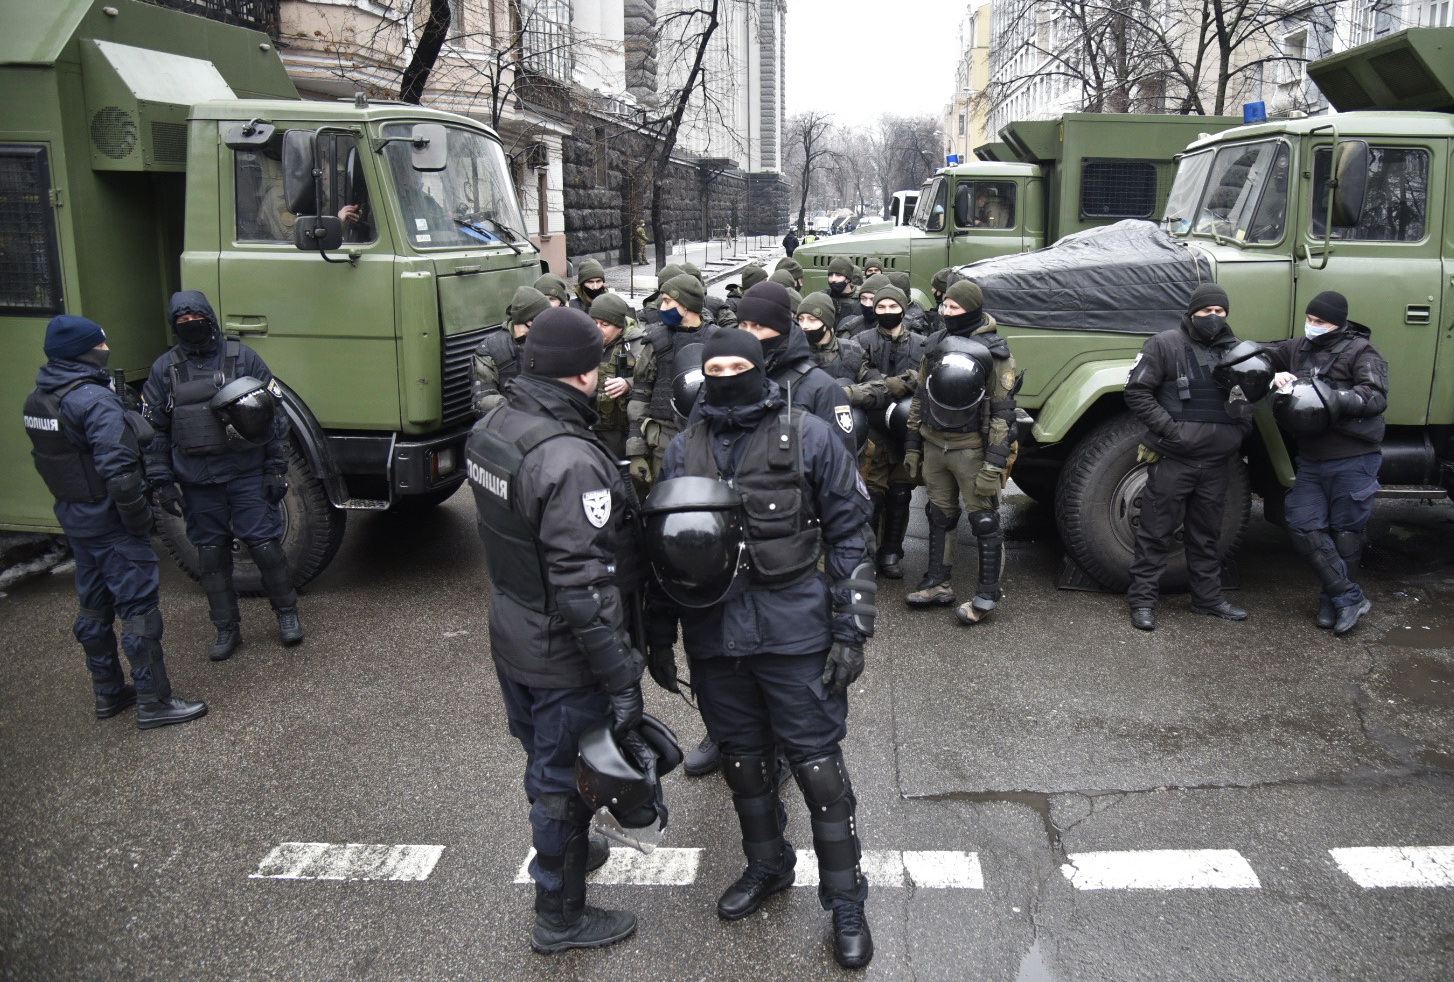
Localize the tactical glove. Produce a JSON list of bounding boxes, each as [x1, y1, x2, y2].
[[607, 682, 645, 738], [150, 481, 183, 517], [903, 449, 922, 484], [647, 644, 680, 694], [974, 463, 1004, 499], [264, 472, 289, 504], [628, 455, 653, 487], [108, 473, 152, 538], [821, 642, 864, 695]]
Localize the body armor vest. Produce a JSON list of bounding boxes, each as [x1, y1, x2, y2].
[[1156, 341, 1236, 425], [479, 329, 522, 386], [681, 408, 821, 588], [812, 337, 865, 383], [646, 323, 720, 422], [24, 381, 109, 503], [168, 340, 248, 455], [1294, 333, 1385, 444], [861, 329, 930, 380]]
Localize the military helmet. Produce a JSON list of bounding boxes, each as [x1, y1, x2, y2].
[[1213, 340, 1276, 403], [923, 337, 992, 431], [576, 713, 680, 829], [640, 476, 745, 608], [1272, 376, 1336, 435], [671, 343, 705, 422], [876, 395, 914, 450], [209, 376, 276, 444]]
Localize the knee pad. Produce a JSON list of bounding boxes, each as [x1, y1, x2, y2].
[[197, 544, 229, 575], [721, 754, 776, 797], [247, 538, 288, 570], [1332, 529, 1365, 559], [926, 504, 961, 531], [122, 607, 164, 641], [76, 605, 113, 626], [536, 791, 594, 828], [73, 605, 115, 644], [792, 752, 852, 811], [1286, 528, 1325, 558], [968, 509, 1000, 536]]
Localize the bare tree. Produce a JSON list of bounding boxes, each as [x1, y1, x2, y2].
[[786, 111, 838, 233], [866, 115, 941, 215], [399, 0, 452, 103]]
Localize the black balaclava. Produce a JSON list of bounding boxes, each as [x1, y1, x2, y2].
[[1185, 283, 1231, 344], [701, 329, 766, 408]]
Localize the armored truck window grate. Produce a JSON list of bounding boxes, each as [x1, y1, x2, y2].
[[150, 122, 189, 167], [1080, 160, 1158, 219], [442, 326, 493, 425], [0, 147, 65, 317], [1369, 50, 1435, 100]]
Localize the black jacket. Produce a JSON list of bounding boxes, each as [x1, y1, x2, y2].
[[1125, 320, 1252, 463], [1264, 322, 1387, 461]]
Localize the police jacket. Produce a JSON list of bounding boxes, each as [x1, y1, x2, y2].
[[625, 313, 721, 455], [26, 359, 148, 537], [141, 292, 288, 486], [906, 315, 1018, 459], [651, 381, 871, 660], [851, 324, 931, 410], [1125, 320, 1252, 463], [471, 327, 524, 416], [467, 374, 641, 689], [1264, 322, 1388, 461], [836, 310, 872, 339]]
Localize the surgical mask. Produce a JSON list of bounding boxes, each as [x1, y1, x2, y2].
[[1189, 313, 1225, 342], [1305, 321, 1336, 341], [659, 306, 684, 327], [174, 319, 213, 347], [702, 367, 763, 407], [77, 348, 110, 372], [876, 311, 903, 332], [828, 280, 847, 296]]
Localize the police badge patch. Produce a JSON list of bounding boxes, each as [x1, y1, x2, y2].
[[835, 405, 854, 433], [266, 378, 283, 400], [582, 489, 611, 528]]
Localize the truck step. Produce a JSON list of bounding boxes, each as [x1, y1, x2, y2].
[[340, 498, 392, 511]]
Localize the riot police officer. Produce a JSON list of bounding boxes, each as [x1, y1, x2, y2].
[[903, 280, 1018, 625], [466, 306, 647, 954], [472, 286, 552, 416], [570, 258, 609, 311], [590, 292, 646, 460], [836, 273, 892, 339], [1266, 291, 1388, 634], [26, 315, 206, 728], [798, 293, 878, 393], [534, 272, 571, 308], [636, 264, 685, 326], [821, 257, 860, 323], [142, 292, 299, 660], [645, 329, 876, 969], [1123, 283, 1253, 630]]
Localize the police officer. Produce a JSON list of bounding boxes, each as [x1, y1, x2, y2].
[[850, 285, 931, 578], [883, 272, 931, 335], [142, 292, 299, 660], [836, 273, 891, 339], [863, 259, 885, 279], [1266, 291, 1388, 634], [626, 273, 722, 490], [632, 221, 648, 265], [473, 286, 552, 416], [798, 293, 878, 394], [680, 262, 738, 329], [590, 292, 646, 460], [26, 315, 207, 728], [646, 329, 875, 968], [821, 257, 860, 323], [1123, 283, 1253, 631], [903, 279, 1018, 624], [466, 306, 647, 954], [775, 257, 805, 292], [570, 259, 609, 311]]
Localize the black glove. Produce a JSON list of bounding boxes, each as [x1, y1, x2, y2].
[[821, 642, 864, 695], [150, 480, 183, 517], [264, 472, 289, 504], [607, 683, 644, 738], [107, 474, 152, 538], [647, 645, 679, 694]]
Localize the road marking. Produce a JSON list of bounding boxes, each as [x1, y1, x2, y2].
[[791, 850, 983, 889], [513, 848, 702, 886], [1329, 846, 1454, 888], [1061, 849, 1261, 891], [250, 842, 444, 881]]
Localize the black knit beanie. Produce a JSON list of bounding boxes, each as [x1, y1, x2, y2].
[[702, 328, 765, 372], [523, 306, 603, 377], [1186, 283, 1231, 316], [736, 282, 794, 337], [1305, 290, 1348, 327]]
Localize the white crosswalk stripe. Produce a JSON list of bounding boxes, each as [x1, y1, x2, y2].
[[513, 848, 702, 886], [250, 842, 445, 881], [1328, 846, 1454, 888], [792, 850, 983, 889], [1060, 849, 1262, 891]]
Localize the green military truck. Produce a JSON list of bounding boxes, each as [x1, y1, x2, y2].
[[1, 0, 539, 588], [795, 112, 1240, 299], [972, 28, 1454, 591]]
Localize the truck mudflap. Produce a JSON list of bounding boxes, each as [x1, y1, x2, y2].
[[273, 378, 348, 506]]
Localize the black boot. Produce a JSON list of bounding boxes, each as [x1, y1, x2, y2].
[[95, 684, 137, 719], [198, 544, 241, 660], [875, 485, 913, 579], [1288, 529, 1354, 599], [907, 505, 958, 606], [718, 753, 795, 920], [134, 658, 208, 730], [531, 828, 637, 954], [83, 636, 134, 719], [832, 902, 874, 969], [794, 752, 871, 968], [250, 539, 303, 646]]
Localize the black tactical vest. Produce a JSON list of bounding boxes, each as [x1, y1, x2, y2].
[[681, 407, 821, 587], [862, 329, 930, 380], [812, 337, 866, 383], [646, 322, 720, 421], [479, 328, 522, 385], [1156, 341, 1235, 424], [168, 340, 247, 455], [24, 381, 109, 503], [1295, 333, 1386, 445]]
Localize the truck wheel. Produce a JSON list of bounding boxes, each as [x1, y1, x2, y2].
[[154, 441, 346, 595], [1055, 413, 1249, 593]]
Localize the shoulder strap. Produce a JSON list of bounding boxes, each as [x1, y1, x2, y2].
[[224, 339, 242, 379]]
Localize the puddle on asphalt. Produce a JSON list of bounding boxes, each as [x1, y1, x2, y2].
[[1382, 622, 1454, 649], [1015, 940, 1056, 982], [1380, 653, 1454, 704]]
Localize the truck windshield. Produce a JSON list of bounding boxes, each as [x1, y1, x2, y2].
[[382, 124, 528, 250], [1169, 140, 1289, 245]]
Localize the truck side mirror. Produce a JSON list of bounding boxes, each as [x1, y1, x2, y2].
[[294, 215, 343, 252], [1329, 140, 1369, 228], [953, 184, 973, 228], [410, 123, 447, 172], [282, 129, 319, 216]]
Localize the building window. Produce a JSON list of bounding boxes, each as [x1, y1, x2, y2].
[[958, 113, 967, 136], [519, 0, 573, 82], [1421, 0, 1453, 25]]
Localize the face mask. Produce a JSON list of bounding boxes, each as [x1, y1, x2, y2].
[[860, 305, 878, 327], [876, 311, 903, 332], [802, 327, 827, 346], [174, 319, 214, 347], [1189, 313, 1225, 342], [758, 331, 788, 355], [659, 306, 684, 327], [77, 348, 110, 372], [583, 285, 606, 301], [828, 280, 847, 296], [943, 311, 978, 335], [703, 368, 763, 408], [1305, 321, 1336, 341]]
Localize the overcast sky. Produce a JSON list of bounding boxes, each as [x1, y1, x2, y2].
[[784, 0, 968, 123]]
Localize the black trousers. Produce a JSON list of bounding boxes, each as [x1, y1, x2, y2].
[[1127, 455, 1230, 609]]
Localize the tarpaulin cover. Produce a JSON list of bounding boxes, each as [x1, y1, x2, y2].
[[953, 219, 1214, 335]]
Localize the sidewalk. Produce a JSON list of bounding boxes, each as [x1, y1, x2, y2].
[[600, 236, 784, 303]]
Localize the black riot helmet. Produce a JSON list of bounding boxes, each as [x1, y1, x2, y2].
[[870, 395, 914, 452], [922, 336, 992, 431], [671, 343, 706, 422], [640, 476, 745, 608], [1272, 376, 1335, 435], [1213, 340, 1276, 403], [576, 713, 681, 828], [850, 406, 870, 455], [209, 376, 276, 444]]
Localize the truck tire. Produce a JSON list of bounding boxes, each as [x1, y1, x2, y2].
[[154, 441, 346, 595], [1055, 412, 1249, 593]]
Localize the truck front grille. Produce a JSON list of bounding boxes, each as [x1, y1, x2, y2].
[[441, 326, 492, 426]]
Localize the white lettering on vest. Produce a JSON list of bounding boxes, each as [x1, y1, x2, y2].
[[467, 458, 509, 503], [24, 415, 60, 432]]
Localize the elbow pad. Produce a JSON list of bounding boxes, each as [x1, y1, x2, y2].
[[556, 584, 642, 692], [832, 561, 877, 638]]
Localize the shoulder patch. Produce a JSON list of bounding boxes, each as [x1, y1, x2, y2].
[[582, 488, 612, 528], [1000, 370, 1016, 392], [266, 378, 283, 400], [835, 404, 854, 433]]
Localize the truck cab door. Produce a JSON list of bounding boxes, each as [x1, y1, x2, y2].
[[1296, 141, 1445, 426], [213, 128, 401, 431], [946, 179, 1026, 268]]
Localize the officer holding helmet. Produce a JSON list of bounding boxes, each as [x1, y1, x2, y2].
[[1266, 291, 1388, 634], [903, 279, 1018, 625], [465, 306, 647, 954], [142, 291, 299, 660], [644, 329, 876, 969], [25, 315, 208, 729]]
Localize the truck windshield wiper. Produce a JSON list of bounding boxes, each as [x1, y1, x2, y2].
[[456, 218, 522, 255]]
